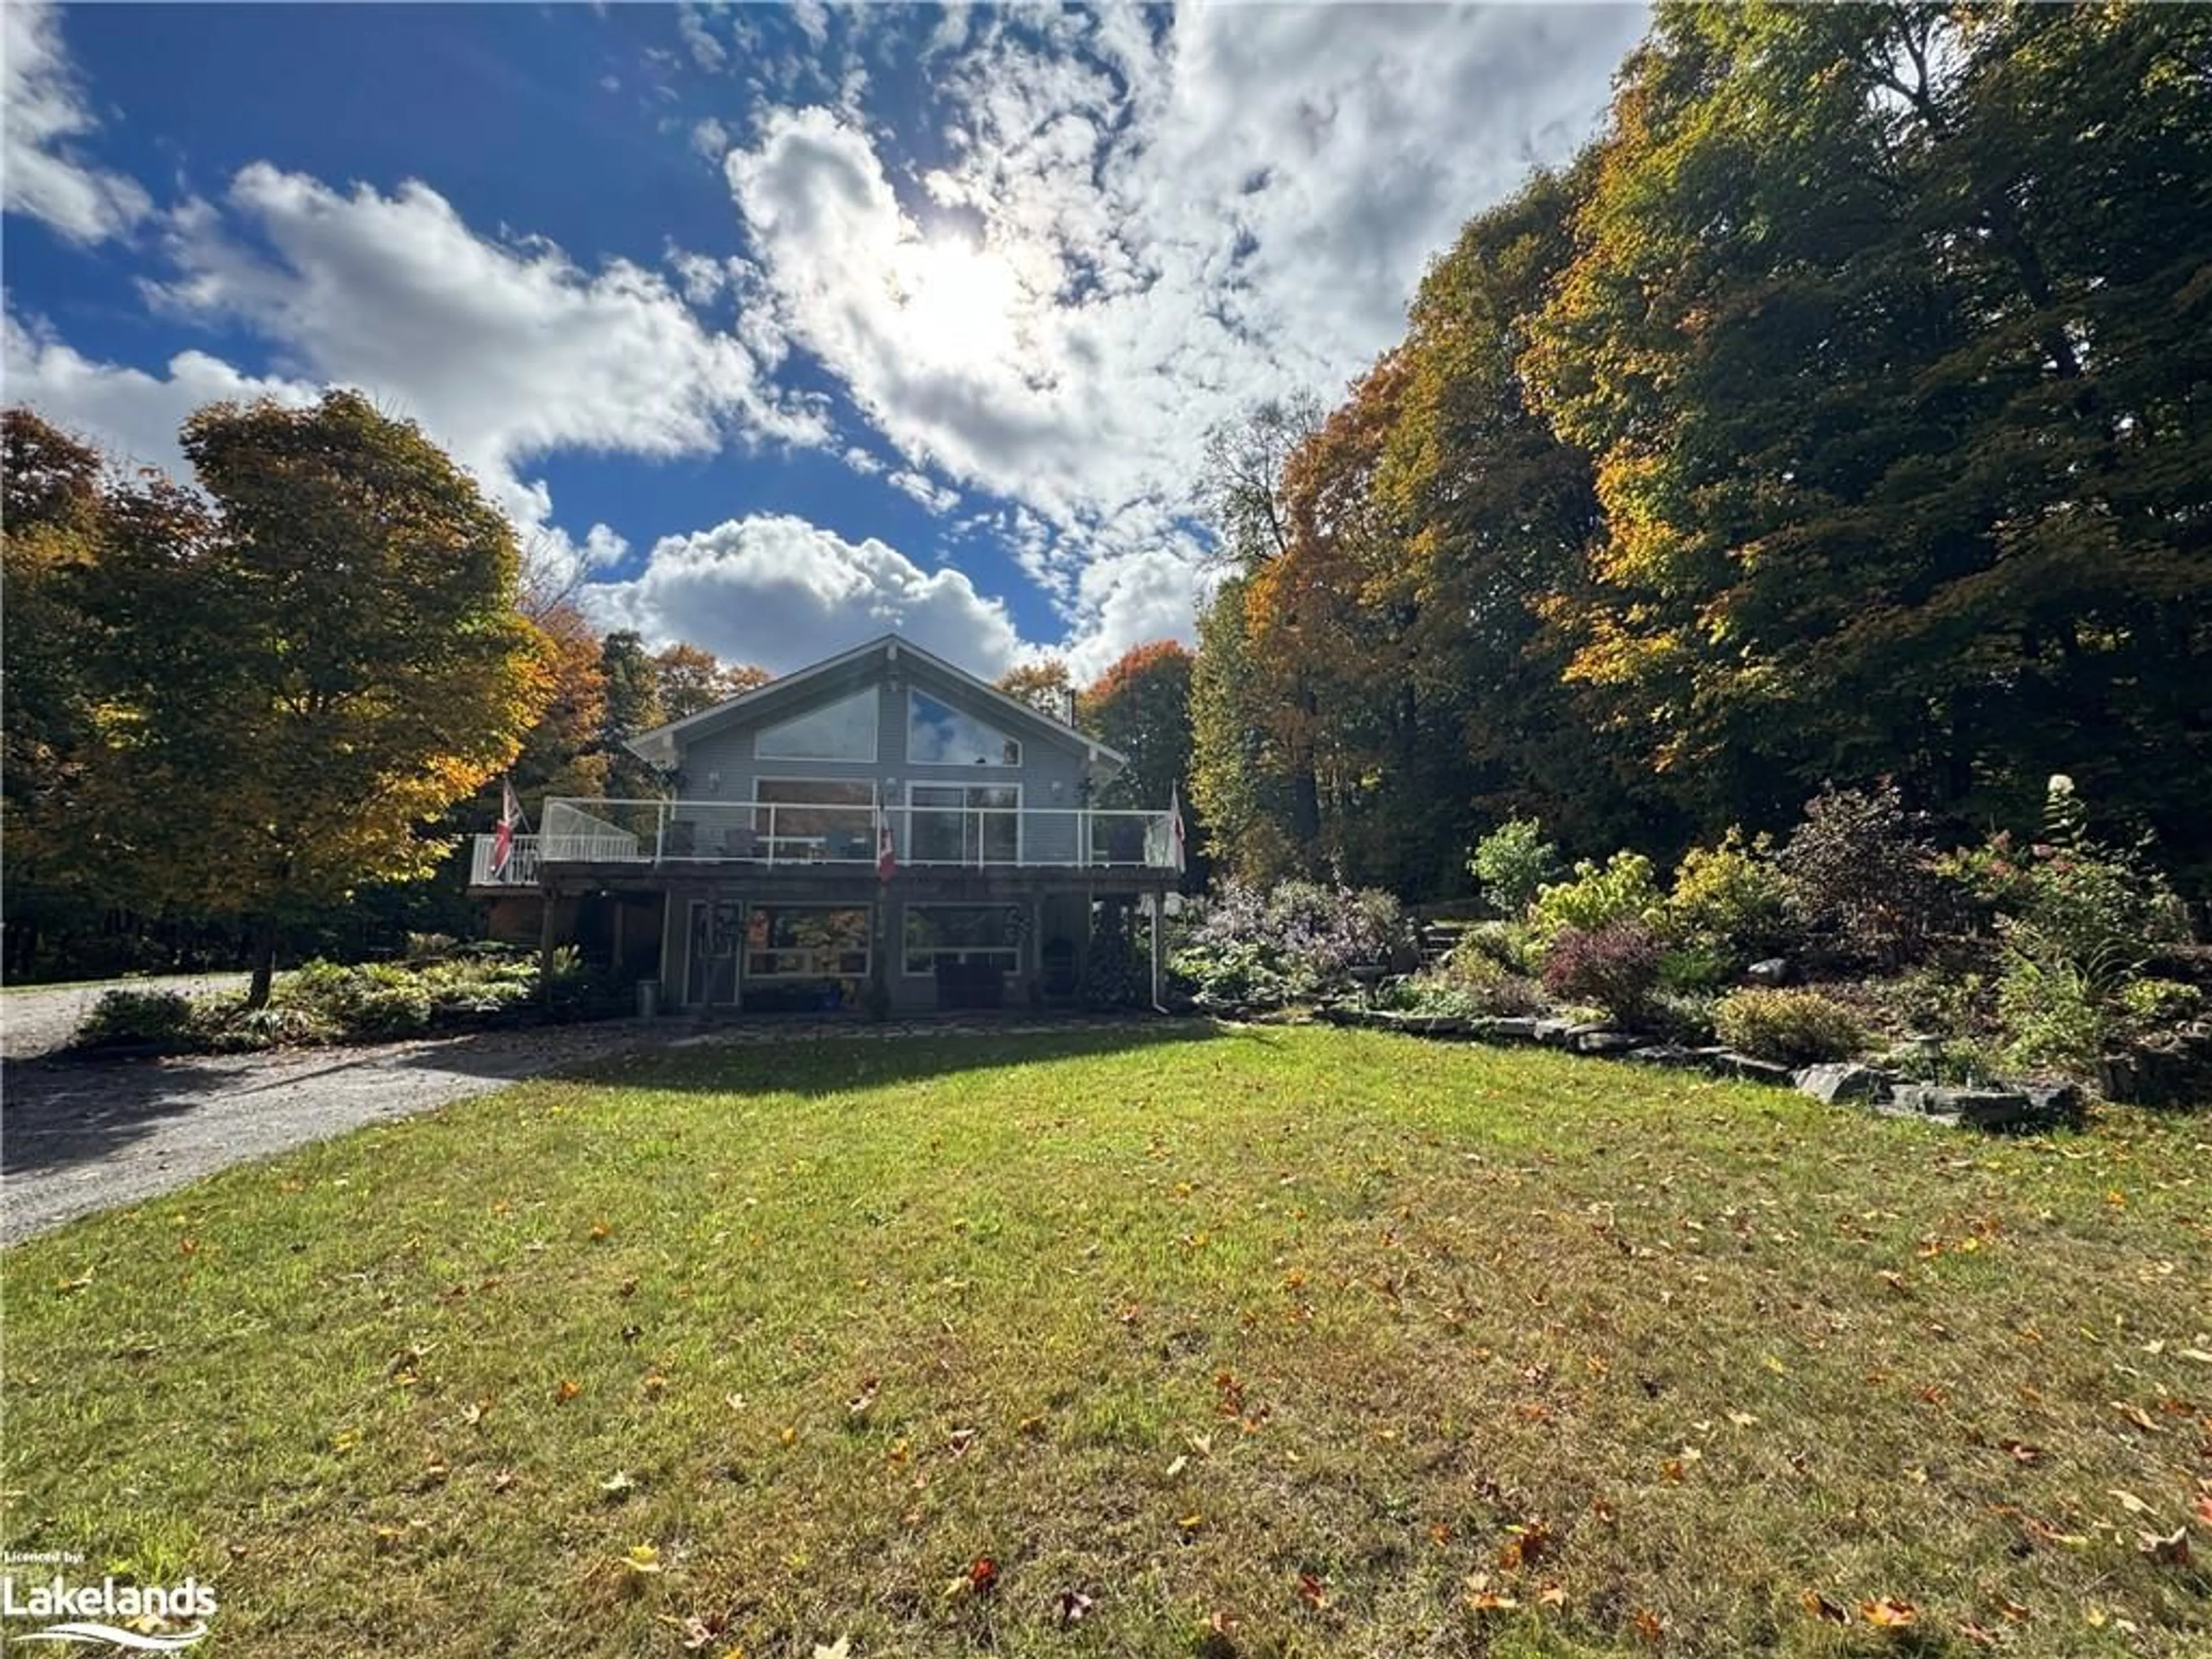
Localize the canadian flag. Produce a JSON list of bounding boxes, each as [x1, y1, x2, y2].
[[491, 777, 521, 876], [877, 820, 897, 882]]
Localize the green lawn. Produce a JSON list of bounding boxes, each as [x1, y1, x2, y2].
[[5, 1025, 2207, 1658]]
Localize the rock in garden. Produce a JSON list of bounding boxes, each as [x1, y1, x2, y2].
[[1745, 958, 1791, 986], [1931, 1086, 2036, 1131], [1626, 1044, 1705, 1068], [1715, 1052, 1794, 1085], [1573, 1030, 1641, 1055], [2017, 1080, 2086, 1129], [1791, 1062, 1885, 1105]]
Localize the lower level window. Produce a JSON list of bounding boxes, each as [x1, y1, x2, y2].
[[745, 904, 870, 980], [903, 904, 1022, 975]]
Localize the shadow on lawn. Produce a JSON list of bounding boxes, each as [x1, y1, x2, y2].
[[554, 1012, 1227, 1099], [0, 1021, 650, 1183], [0, 1051, 251, 1179]]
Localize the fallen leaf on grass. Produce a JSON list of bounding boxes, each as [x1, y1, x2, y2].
[[1630, 1608, 1663, 1646], [1056, 1589, 1093, 1626], [847, 1377, 879, 1417], [1296, 1572, 1328, 1611], [2138, 1527, 2191, 1566], [1801, 1590, 1849, 1624], [1165, 1455, 1188, 1478], [2109, 1488, 2154, 1517], [1861, 1598, 1917, 1628], [967, 1556, 998, 1597], [554, 1379, 582, 1404], [600, 1471, 638, 1498], [657, 1612, 722, 1650], [1960, 1620, 1999, 1645], [1498, 1521, 1555, 1571], [2111, 1400, 2161, 1433], [812, 1639, 851, 1659], [621, 1543, 662, 1576], [1999, 1440, 2043, 1464]]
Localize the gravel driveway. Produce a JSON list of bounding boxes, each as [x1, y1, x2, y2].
[[2, 974, 251, 1060], [1, 1020, 660, 1244]]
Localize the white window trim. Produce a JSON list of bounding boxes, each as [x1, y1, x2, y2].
[[906, 782, 1023, 864], [900, 902, 1025, 978], [905, 688, 1021, 768], [753, 688, 880, 764], [743, 902, 874, 982]]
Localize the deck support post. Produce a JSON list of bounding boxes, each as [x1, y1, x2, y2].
[[538, 885, 558, 1010], [1149, 888, 1164, 1012]]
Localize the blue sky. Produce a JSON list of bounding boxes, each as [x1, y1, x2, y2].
[[4, 1, 1646, 679]]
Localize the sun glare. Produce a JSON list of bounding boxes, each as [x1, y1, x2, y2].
[[890, 237, 1022, 366]]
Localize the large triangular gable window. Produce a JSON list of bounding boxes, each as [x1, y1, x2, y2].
[[756, 688, 878, 761], [908, 690, 1020, 766]]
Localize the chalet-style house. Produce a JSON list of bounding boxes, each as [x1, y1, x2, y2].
[[468, 634, 1181, 1014]]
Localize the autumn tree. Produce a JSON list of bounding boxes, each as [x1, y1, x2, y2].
[[1080, 639, 1195, 816], [1190, 396, 1327, 874], [1188, 578, 1299, 885], [2, 412, 115, 974], [1527, 2, 2212, 862], [597, 630, 666, 798], [996, 657, 1075, 721], [653, 642, 770, 722], [509, 601, 609, 801], [71, 392, 548, 1005]]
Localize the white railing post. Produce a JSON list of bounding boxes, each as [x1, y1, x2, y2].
[[655, 801, 668, 863]]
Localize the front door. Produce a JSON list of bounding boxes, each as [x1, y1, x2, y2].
[[684, 899, 741, 1007]]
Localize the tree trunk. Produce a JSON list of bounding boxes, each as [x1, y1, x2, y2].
[[247, 918, 279, 1009]]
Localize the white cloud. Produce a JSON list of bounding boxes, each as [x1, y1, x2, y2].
[[2, 0, 151, 243], [690, 115, 732, 161], [127, 164, 832, 588], [724, 3, 1643, 656], [582, 513, 1021, 677], [2, 310, 319, 474], [677, 3, 726, 71], [886, 467, 960, 515]]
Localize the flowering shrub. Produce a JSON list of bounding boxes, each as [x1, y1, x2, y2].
[[1542, 921, 1663, 1020], [1713, 988, 1864, 1066], [1468, 817, 1559, 918], [1172, 880, 1411, 1006], [1529, 852, 1666, 943]]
